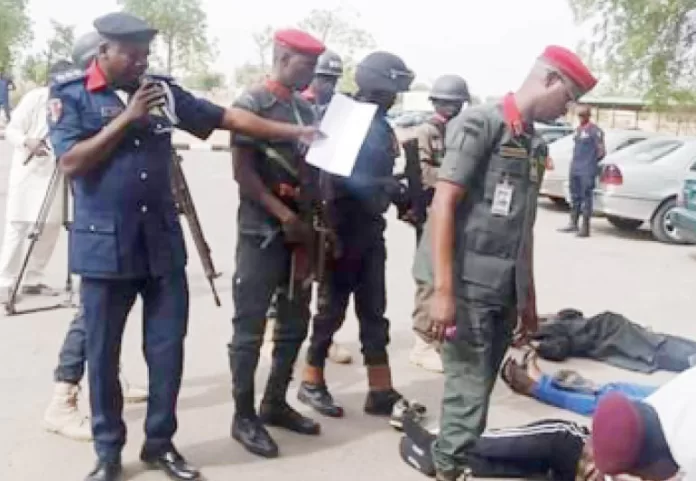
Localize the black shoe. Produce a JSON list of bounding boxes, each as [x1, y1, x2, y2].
[[231, 414, 279, 458], [259, 400, 321, 435], [365, 389, 403, 416], [297, 382, 344, 418], [85, 460, 123, 481], [140, 445, 201, 480]]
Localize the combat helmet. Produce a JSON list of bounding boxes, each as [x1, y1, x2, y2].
[[315, 50, 343, 77], [355, 51, 414, 94], [72, 31, 103, 71], [429, 74, 470, 103]]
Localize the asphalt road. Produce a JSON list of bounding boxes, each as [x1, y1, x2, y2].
[[0, 138, 694, 481]]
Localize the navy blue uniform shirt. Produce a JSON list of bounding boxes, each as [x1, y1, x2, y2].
[[571, 123, 603, 176], [333, 107, 398, 241], [49, 62, 224, 279]]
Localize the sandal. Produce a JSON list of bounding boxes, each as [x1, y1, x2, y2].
[[499, 357, 518, 390]]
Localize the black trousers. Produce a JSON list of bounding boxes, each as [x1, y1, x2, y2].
[[404, 418, 587, 481], [228, 234, 311, 416], [306, 237, 389, 368]]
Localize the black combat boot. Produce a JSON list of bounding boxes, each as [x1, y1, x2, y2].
[[231, 412, 279, 458], [260, 368, 320, 435], [297, 381, 344, 418], [259, 399, 321, 435], [577, 215, 590, 238], [558, 209, 579, 233]]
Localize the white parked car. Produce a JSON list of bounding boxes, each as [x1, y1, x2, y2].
[[594, 136, 696, 244], [540, 129, 655, 206]]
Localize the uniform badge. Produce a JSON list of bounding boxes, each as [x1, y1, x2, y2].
[[48, 98, 62, 124]]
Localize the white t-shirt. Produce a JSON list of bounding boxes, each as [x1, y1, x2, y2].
[[645, 366, 696, 480]]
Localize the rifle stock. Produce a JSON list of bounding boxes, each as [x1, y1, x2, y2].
[[170, 150, 222, 306]]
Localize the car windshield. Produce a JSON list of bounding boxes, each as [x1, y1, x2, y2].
[[607, 139, 683, 164]]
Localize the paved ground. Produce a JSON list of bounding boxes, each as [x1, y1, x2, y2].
[[0, 137, 694, 481]]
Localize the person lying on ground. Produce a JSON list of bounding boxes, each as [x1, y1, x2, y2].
[[532, 308, 696, 373], [500, 350, 656, 416]]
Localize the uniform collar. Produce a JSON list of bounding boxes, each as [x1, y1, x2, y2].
[[502, 92, 525, 137], [265, 78, 293, 102], [86, 60, 108, 92]]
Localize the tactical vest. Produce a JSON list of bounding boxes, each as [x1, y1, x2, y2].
[[234, 86, 316, 235], [455, 108, 547, 311], [426, 117, 446, 165]]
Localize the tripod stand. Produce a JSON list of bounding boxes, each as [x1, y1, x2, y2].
[[5, 163, 76, 315]]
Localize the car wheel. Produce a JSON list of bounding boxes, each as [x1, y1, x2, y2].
[[651, 198, 688, 244], [606, 216, 643, 231]]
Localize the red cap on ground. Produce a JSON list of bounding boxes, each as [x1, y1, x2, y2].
[[540, 45, 598, 93], [273, 29, 325, 56], [592, 392, 645, 475]]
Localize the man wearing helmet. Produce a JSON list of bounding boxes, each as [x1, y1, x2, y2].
[[298, 51, 414, 420], [412, 46, 598, 481], [409, 74, 470, 374]]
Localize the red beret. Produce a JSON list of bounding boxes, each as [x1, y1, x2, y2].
[[541, 45, 597, 93], [274, 29, 325, 56], [592, 393, 645, 475]]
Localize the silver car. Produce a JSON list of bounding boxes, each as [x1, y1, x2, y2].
[[540, 129, 655, 206], [593, 136, 696, 244]]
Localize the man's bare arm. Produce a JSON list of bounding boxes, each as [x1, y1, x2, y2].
[[231, 146, 295, 223], [431, 181, 466, 296], [222, 107, 314, 141]]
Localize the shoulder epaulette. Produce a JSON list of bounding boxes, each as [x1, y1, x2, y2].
[[51, 70, 86, 88]]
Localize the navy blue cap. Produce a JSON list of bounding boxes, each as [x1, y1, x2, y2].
[[93, 12, 158, 43]]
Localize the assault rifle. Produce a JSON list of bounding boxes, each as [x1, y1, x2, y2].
[[395, 138, 427, 230], [169, 149, 222, 306]]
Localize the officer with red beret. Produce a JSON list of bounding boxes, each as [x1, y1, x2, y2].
[[411, 45, 598, 481], [592, 366, 696, 481], [228, 27, 326, 459]]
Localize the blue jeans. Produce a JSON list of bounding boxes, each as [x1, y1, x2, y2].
[[531, 374, 657, 416], [54, 308, 87, 384]]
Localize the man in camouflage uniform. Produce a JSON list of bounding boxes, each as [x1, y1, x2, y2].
[[409, 75, 470, 374], [412, 46, 598, 481]]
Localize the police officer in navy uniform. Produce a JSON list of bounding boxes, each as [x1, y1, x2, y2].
[[298, 51, 414, 419], [48, 12, 319, 481], [558, 104, 605, 237], [228, 28, 325, 459]]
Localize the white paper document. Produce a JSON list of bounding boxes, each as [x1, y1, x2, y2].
[[306, 93, 377, 177]]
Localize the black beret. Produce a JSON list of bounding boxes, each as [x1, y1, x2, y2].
[[94, 12, 158, 43]]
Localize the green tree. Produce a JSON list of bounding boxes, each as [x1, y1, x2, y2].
[[21, 20, 75, 85], [568, 0, 696, 105], [183, 70, 225, 91], [298, 7, 375, 93], [117, 0, 212, 74], [0, 0, 32, 71], [234, 8, 375, 92]]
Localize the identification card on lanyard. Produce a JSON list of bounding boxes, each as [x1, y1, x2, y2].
[[491, 177, 514, 216]]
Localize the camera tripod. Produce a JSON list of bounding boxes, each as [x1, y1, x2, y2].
[[5, 164, 76, 316]]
